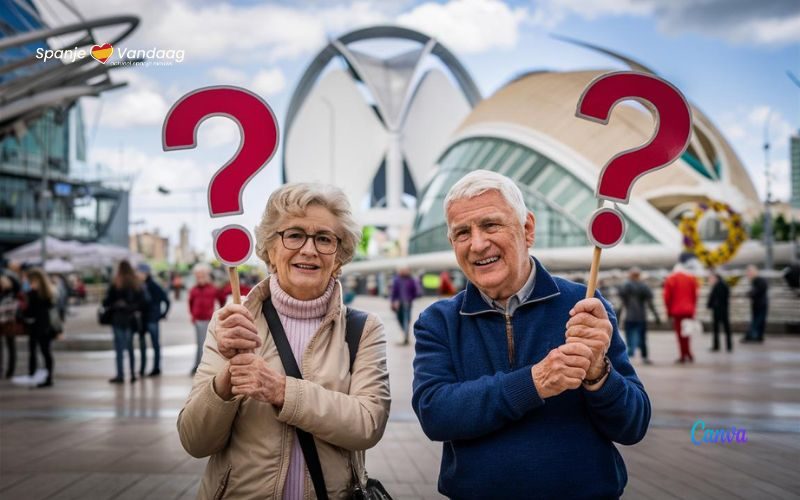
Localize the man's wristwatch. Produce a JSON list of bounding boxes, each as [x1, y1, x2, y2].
[[583, 356, 611, 386]]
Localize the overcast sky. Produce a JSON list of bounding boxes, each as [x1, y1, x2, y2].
[[38, 0, 800, 257]]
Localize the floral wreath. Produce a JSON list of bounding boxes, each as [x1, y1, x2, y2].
[[679, 200, 746, 268]]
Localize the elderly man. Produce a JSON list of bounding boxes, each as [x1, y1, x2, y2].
[[412, 170, 650, 499]]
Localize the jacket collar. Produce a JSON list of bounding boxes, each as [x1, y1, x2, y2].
[[460, 256, 561, 316], [245, 275, 343, 324]]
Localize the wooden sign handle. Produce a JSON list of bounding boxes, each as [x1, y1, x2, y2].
[[228, 267, 241, 304], [585, 246, 602, 299]]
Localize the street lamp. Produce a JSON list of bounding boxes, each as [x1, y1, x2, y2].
[[763, 111, 774, 270]]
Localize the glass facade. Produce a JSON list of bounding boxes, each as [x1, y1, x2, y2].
[[0, 0, 130, 252], [0, 109, 70, 176], [409, 136, 657, 254]]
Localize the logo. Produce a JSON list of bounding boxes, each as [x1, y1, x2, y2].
[[91, 43, 114, 64], [35, 43, 184, 66], [690, 419, 748, 445]]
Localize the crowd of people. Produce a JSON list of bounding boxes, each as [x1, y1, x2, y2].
[[612, 262, 772, 365]]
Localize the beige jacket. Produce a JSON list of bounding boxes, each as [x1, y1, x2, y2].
[[177, 277, 391, 499]]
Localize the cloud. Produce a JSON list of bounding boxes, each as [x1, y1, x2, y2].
[[84, 88, 169, 128], [719, 106, 795, 201], [396, 0, 528, 53], [533, 0, 800, 46], [251, 69, 286, 96], [44, 0, 391, 64], [209, 66, 286, 97], [208, 66, 248, 85]]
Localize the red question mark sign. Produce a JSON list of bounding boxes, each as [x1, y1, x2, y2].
[[577, 71, 692, 248], [162, 86, 279, 266]]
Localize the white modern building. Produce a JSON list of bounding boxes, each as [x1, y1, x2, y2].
[[283, 26, 481, 232]]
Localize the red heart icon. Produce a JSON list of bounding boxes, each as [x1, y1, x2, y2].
[[91, 43, 113, 64]]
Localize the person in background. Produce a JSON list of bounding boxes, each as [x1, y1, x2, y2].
[[188, 263, 216, 374], [663, 262, 698, 363], [136, 263, 170, 377], [438, 270, 456, 296], [22, 268, 56, 388], [52, 274, 69, 322], [390, 266, 421, 345], [103, 260, 147, 384], [216, 272, 252, 307], [0, 275, 22, 378], [707, 271, 732, 352], [172, 272, 184, 300], [743, 265, 769, 343], [617, 267, 660, 365]]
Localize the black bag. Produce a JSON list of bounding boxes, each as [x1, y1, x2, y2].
[[350, 478, 393, 500], [263, 299, 393, 500], [97, 305, 112, 325]]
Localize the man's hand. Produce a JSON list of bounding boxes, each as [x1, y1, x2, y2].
[[532, 343, 593, 399], [229, 353, 286, 407], [215, 304, 261, 359], [565, 298, 612, 380]]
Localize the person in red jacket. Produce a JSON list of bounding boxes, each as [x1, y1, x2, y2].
[[216, 274, 252, 307], [663, 263, 698, 363], [188, 263, 217, 374]]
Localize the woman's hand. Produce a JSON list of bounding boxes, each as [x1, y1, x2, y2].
[[215, 304, 261, 359], [229, 353, 286, 407]]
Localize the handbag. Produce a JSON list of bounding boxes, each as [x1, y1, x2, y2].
[[97, 305, 112, 325], [262, 299, 393, 500], [681, 318, 703, 338], [48, 306, 63, 336]]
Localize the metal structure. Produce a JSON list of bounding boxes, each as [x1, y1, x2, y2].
[[0, 1, 140, 256], [283, 25, 481, 229]]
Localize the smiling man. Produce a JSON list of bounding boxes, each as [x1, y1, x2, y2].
[[412, 170, 650, 499]]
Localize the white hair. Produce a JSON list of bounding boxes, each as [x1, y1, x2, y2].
[[444, 169, 528, 227], [192, 263, 212, 275]]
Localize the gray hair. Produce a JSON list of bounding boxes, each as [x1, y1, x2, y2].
[[254, 183, 361, 271], [444, 170, 528, 228], [192, 263, 211, 275]]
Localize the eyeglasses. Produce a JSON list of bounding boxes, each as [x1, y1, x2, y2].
[[276, 229, 340, 255]]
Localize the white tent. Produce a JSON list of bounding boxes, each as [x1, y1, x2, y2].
[[43, 258, 76, 274], [3, 236, 84, 261], [3, 237, 142, 272]]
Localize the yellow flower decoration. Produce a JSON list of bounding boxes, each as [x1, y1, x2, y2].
[[679, 200, 746, 268]]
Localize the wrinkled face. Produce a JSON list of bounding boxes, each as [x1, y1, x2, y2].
[[446, 190, 535, 302], [194, 269, 209, 285], [268, 205, 340, 300]]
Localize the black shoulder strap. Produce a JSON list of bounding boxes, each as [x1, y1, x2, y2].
[[344, 307, 369, 371], [262, 299, 328, 500]]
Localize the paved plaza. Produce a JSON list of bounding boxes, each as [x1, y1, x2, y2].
[[1, 294, 799, 499]]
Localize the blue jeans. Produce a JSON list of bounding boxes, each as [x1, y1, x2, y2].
[[193, 320, 209, 373], [137, 321, 161, 373], [624, 320, 648, 359], [747, 307, 768, 341], [112, 325, 135, 379], [396, 302, 412, 341]]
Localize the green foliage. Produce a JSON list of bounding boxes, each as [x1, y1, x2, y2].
[[749, 213, 800, 242]]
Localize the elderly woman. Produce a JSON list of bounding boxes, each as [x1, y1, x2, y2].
[[178, 183, 391, 499]]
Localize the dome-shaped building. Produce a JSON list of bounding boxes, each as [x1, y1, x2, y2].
[[408, 69, 761, 265]]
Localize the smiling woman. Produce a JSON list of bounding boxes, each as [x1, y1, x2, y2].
[[178, 183, 391, 499]]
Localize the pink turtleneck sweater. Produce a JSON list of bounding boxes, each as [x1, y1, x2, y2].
[[270, 277, 335, 500]]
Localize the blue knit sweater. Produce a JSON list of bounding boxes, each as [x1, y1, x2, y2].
[[412, 258, 650, 499]]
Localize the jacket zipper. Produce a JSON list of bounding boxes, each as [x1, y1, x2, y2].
[[505, 313, 515, 368]]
